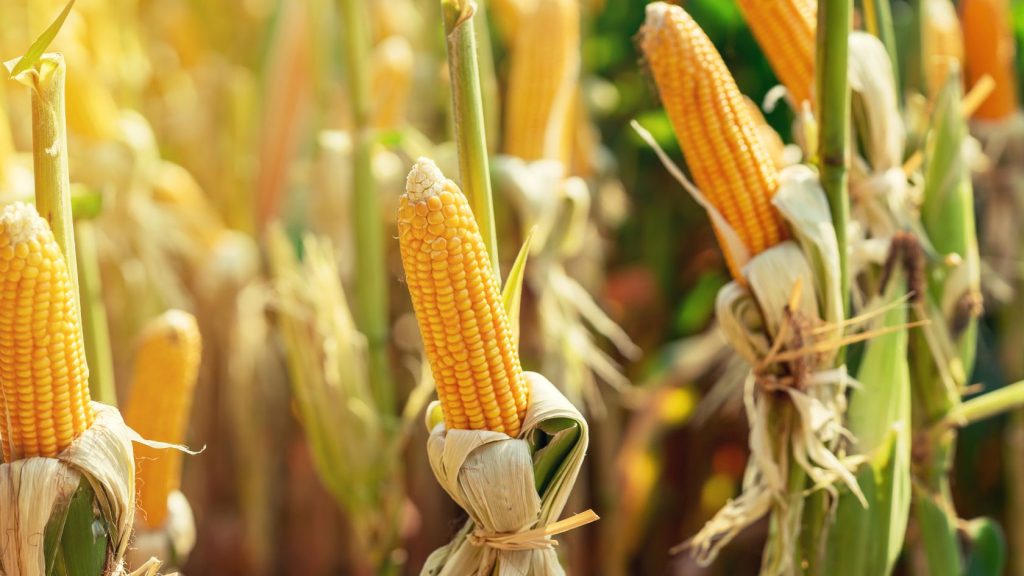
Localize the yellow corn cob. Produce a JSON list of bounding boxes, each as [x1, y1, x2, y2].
[[0, 202, 93, 461], [123, 310, 202, 528], [398, 158, 528, 437], [372, 36, 415, 130], [961, 0, 1019, 120], [640, 3, 788, 280], [490, 0, 533, 45], [925, 0, 964, 97], [503, 0, 580, 165], [743, 96, 789, 170], [736, 0, 817, 108]]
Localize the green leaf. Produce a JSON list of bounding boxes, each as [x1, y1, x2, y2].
[[529, 418, 581, 495], [501, 227, 534, 348], [52, 478, 108, 576], [964, 517, 1006, 576], [824, 278, 911, 576], [914, 487, 962, 576], [7, 0, 76, 79]]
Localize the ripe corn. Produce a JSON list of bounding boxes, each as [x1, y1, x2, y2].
[[371, 35, 414, 130], [925, 0, 964, 97], [736, 0, 817, 107], [0, 202, 93, 461], [398, 158, 528, 437], [640, 2, 788, 279], [961, 0, 1019, 120], [123, 310, 202, 528], [743, 96, 788, 170], [503, 0, 580, 165]]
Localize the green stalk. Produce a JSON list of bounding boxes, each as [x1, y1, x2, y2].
[[800, 2, 852, 569], [862, 0, 900, 93], [946, 380, 1024, 428], [339, 0, 395, 417], [75, 221, 117, 405], [442, 0, 500, 280], [816, 0, 852, 319], [17, 55, 80, 300]]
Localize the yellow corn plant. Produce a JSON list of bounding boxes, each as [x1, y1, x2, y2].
[[961, 0, 1019, 121], [398, 157, 529, 436], [123, 310, 202, 529], [640, 3, 789, 279], [735, 0, 817, 108], [503, 0, 580, 166]]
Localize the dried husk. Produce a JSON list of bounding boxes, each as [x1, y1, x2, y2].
[[0, 404, 138, 576], [421, 372, 592, 576], [690, 167, 863, 572]]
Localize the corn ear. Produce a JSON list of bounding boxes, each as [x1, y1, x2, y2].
[[639, 2, 788, 280], [736, 0, 817, 107], [961, 0, 1019, 120], [398, 158, 529, 437]]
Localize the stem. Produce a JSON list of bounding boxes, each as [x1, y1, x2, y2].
[[339, 0, 395, 415], [16, 55, 80, 300], [442, 0, 500, 280], [945, 380, 1024, 427], [75, 221, 117, 405], [816, 0, 852, 321], [861, 0, 899, 93]]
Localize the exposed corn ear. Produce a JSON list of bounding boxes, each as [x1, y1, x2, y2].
[[736, 0, 817, 107], [743, 96, 789, 169], [961, 0, 1019, 120], [640, 2, 788, 280], [924, 0, 964, 98], [398, 158, 529, 437], [124, 310, 202, 528], [0, 202, 93, 461], [503, 0, 580, 165], [371, 35, 414, 129]]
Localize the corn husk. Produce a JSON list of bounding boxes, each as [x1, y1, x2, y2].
[[421, 372, 594, 576], [687, 167, 862, 574], [0, 404, 151, 576]]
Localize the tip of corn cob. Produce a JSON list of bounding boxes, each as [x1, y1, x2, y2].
[[0, 202, 50, 245], [405, 157, 448, 202]]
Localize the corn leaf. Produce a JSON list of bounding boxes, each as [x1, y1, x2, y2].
[[914, 487, 963, 576], [6, 0, 76, 79], [502, 227, 535, 347]]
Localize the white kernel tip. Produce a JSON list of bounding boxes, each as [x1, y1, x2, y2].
[[644, 2, 672, 30], [405, 157, 449, 202], [0, 203, 49, 245]]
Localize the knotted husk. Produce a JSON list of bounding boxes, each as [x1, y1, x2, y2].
[[125, 491, 196, 571], [689, 167, 863, 574], [421, 372, 592, 576], [0, 404, 143, 576]]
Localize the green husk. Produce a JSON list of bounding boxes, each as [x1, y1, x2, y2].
[[824, 277, 911, 576], [910, 64, 980, 576]]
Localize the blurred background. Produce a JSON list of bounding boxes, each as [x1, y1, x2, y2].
[[1, 0, 1022, 574]]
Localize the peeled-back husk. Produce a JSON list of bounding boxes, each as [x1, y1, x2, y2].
[[421, 372, 590, 576], [0, 404, 134, 576], [126, 490, 197, 571]]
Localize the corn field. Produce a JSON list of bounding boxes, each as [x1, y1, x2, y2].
[[4, 0, 1024, 574]]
